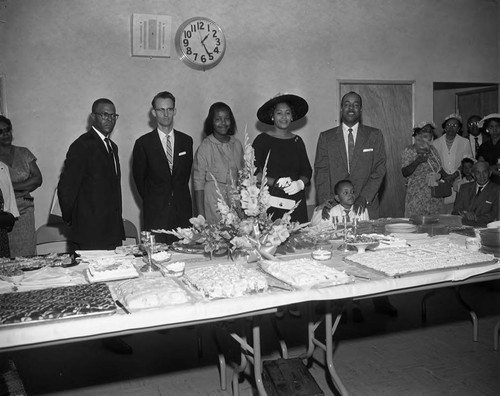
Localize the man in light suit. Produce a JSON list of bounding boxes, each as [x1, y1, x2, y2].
[[58, 98, 125, 250], [58, 98, 130, 354], [132, 91, 193, 243], [452, 161, 499, 226], [315, 91, 396, 319], [314, 91, 386, 219]]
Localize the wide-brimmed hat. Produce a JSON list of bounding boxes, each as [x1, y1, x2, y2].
[[257, 93, 309, 125], [478, 113, 500, 129], [443, 113, 463, 124], [413, 121, 436, 130]]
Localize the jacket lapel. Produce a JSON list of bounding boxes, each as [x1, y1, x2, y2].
[[330, 127, 348, 171]]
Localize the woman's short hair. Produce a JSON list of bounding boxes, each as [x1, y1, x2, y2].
[[0, 115, 12, 131], [484, 117, 500, 130], [203, 102, 237, 136]]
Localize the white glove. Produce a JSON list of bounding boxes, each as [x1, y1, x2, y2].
[[284, 180, 305, 195], [276, 177, 292, 188]]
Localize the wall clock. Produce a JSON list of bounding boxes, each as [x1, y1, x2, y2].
[[175, 17, 226, 71]]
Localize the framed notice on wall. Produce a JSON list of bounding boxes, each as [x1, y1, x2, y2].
[[0, 74, 6, 116]]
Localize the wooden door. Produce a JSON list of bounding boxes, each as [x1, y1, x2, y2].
[[340, 82, 413, 218], [457, 86, 499, 137]]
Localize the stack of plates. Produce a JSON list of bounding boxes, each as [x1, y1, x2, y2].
[[385, 223, 417, 234], [479, 227, 500, 248]]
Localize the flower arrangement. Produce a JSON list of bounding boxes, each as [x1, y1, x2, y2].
[[159, 133, 301, 258]]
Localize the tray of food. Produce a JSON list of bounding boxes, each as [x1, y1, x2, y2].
[[259, 258, 352, 290], [0, 283, 116, 325]]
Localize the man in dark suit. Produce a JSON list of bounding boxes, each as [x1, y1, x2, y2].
[[314, 91, 395, 319], [466, 115, 489, 159], [314, 91, 386, 219], [58, 98, 130, 354], [452, 160, 499, 226], [58, 98, 125, 250], [132, 91, 193, 242]]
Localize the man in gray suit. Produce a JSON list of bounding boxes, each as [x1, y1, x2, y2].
[[314, 91, 386, 218], [314, 91, 397, 319]]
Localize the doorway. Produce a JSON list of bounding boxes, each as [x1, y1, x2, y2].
[[340, 82, 414, 218]]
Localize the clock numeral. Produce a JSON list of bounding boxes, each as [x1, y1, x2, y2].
[[213, 47, 220, 54], [193, 52, 199, 61], [197, 21, 205, 30], [190, 24, 197, 32], [183, 31, 192, 39], [183, 38, 189, 47], [186, 47, 192, 55], [212, 29, 218, 38], [209, 53, 214, 61], [201, 54, 207, 63], [215, 38, 221, 46]]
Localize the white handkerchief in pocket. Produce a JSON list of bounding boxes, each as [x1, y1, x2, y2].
[[363, 148, 373, 152], [486, 201, 492, 204], [178, 151, 187, 156]]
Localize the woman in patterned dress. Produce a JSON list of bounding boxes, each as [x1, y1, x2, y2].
[[0, 116, 42, 256], [401, 122, 443, 217], [193, 102, 244, 224]]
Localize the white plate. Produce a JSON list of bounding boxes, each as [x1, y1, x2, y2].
[[385, 223, 417, 233], [487, 221, 500, 228]]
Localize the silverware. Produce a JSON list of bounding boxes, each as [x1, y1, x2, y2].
[[115, 300, 131, 314]]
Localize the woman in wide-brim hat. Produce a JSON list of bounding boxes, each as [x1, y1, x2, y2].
[[253, 93, 312, 223], [477, 113, 500, 184]]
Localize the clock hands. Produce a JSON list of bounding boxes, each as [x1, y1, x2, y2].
[[198, 30, 212, 56], [201, 33, 209, 44]]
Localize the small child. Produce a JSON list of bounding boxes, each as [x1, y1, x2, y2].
[[311, 179, 369, 226], [453, 157, 474, 193]]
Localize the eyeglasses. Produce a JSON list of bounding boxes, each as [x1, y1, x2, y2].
[[468, 121, 479, 126], [154, 108, 175, 115], [94, 112, 119, 121]]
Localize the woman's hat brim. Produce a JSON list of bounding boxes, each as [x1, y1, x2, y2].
[[257, 94, 309, 125]]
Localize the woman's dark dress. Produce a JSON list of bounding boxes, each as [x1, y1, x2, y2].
[[253, 133, 312, 223]]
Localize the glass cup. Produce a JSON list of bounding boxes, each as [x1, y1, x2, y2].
[[141, 234, 157, 273], [312, 241, 332, 261]]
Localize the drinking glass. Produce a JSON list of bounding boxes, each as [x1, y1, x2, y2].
[[141, 234, 156, 273]]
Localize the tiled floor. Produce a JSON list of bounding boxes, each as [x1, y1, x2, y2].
[[2, 281, 500, 395]]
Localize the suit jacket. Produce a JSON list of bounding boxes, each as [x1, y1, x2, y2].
[[132, 129, 193, 231], [57, 129, 125, 248], [452, 181, 499, 226], [314, 124, 386, 218]]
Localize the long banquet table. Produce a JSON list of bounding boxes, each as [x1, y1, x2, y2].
[[1, 235, 500, 396]]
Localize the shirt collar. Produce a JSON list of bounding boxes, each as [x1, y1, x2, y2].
[[92, 126, 108, 142]]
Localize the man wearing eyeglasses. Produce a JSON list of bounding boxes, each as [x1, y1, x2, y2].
[[466, 115, 489, 159], [132, 91, 193, 243], [58, 98, 125, 249], [58, 98, 131, 355]]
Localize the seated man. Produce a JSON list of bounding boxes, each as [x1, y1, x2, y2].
[[452, 161, 499, 226]]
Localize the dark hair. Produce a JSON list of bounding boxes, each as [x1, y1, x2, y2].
[[0, 115, 12, 132], [203, 102, 237, 136], [341, 91, 363, 108], [467, 115, 481, 124], [484, 117, 500, 130], [460, 157, 474, 177], [91, 98, 114, 113], [441, 118, 463, 134], [152, 91, 176, 109], [334, 179, 353, 195], [268, 101, 298, 123]]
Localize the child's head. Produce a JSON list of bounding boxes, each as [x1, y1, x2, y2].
[[334, 179, 355, 209], [461, 158, 474, 178]]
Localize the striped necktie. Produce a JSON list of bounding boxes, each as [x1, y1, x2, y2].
[[166, 133, 173, 172]]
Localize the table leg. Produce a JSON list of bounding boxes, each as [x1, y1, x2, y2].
[[270, 315, 288, 359], [454, 286, 478, 342], [324, 311, 349, 396]]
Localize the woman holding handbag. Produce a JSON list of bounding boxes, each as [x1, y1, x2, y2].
[[401, 122, 444, 217], [253, 93, 312, 223]]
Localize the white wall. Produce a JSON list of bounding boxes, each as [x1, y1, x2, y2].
[[0, 0, 498, 232]]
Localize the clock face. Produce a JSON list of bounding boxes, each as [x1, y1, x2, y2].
[[175, 17, 226, 70]]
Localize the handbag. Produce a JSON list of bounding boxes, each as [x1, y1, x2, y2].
[[431, 180, 452, 198], [268, 195, 296, 210], [0, 211, 16, 232], [426, 149, 452, 198]]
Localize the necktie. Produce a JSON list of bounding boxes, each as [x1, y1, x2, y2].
[[476, 186, 483, 197], [474, 137, 479, 157], [104, 138, 116, 174], [347, 128, 354, 172], [344, 209, 351, 223], [166, 134, 173, 172]]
